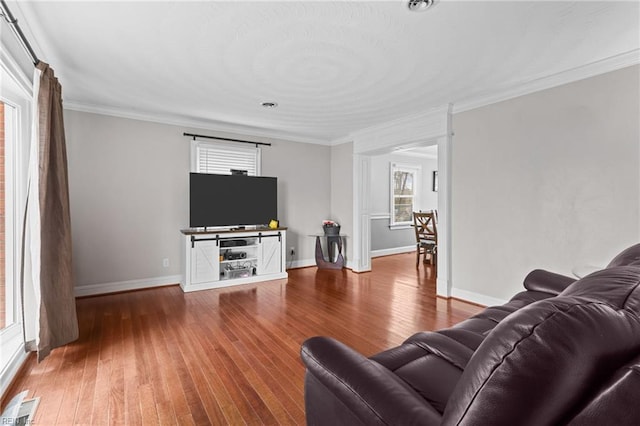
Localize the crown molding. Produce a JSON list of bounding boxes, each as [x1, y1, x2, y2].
[[353, 104, 450, 140], [62, 50, 639, 147], [62, 101, 331, 146], [453, 49, 640, 114], [350, 104, 450, 154]]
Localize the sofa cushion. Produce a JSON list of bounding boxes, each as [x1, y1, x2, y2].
[[370, 332, 475, 413], [368, 287, 558, 415], [441, 266, 640, 426], [301, 336, 441, 425]]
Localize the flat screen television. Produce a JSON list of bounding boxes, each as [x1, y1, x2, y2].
[[189, 173, 278, 228]]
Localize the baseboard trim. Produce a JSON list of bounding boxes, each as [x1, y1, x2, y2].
[[287, 258, 358, 270], [1, 344, 28, 403], [74, 275, 182, 297], [287, 258, 316, 269], [450, 288, 507, 307], [371, 246, 415, 258]]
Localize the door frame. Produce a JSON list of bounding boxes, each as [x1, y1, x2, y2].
[[351, 105, 453, 297]]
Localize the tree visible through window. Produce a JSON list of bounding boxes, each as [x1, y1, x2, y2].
[[390, 163, 420, 226]]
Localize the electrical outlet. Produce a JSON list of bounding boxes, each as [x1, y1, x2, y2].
[[162, 258, 170, 268], [290, 247, 295, 256]]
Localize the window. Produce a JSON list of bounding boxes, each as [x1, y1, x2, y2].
[[1, 101, 7, 330], [1, 52, 31, 394], [192, 140, 261, 176], [390, 163, 420, 228], [1, 99, 19, 332]]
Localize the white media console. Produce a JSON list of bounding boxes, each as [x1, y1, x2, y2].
[[180, 227, 288, 292]]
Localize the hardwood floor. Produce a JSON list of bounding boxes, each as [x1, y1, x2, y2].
[[3, 253, 482, 425]]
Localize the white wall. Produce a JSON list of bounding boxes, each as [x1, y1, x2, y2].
[[451, 65, 640, 302], [65, 110, 331, 291]]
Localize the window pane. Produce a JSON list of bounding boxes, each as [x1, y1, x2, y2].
[[394, 196, 413, 223], [393, 171, 414, 196], [0, 100, 17, 330]]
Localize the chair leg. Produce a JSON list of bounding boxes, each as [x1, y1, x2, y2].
[[416, 245, 420, 267]]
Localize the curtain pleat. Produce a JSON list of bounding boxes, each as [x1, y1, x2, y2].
[[23, 62, 78, 361]]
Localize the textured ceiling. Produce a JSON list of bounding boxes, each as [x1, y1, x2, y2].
[[10, 0, 640, 144]]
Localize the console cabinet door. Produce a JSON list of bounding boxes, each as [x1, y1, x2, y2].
[[191, 240, 220, 284], [258, 237, 281, 275]]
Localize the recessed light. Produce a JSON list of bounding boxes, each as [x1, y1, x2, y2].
[[261, 102, 278, 108], [408, 0, 437, 12]]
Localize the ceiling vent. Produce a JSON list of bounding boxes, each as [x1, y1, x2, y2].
[[408, 0, 437, 12]]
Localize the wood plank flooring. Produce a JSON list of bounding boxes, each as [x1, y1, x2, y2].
[[3, 253, 483, 425]]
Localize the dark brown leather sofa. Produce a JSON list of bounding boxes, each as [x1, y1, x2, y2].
[[300, 244, 640, 425]]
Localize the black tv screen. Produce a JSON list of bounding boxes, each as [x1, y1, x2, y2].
[[190, 173, 278, 228]]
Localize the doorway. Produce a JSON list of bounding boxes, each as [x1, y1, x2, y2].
[[351, 107, 452, 298], [369, 145, 438, 259]]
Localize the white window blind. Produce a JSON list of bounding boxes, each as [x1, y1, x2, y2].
[[194, 142, 261, 176]]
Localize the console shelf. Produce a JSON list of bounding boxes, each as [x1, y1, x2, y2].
[[180, 227, 288, 292]]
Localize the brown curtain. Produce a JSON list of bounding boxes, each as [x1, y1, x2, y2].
[[26, 62, 78, 361]]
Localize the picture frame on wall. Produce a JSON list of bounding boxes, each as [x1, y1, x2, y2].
[[432, 171, 438, 192]]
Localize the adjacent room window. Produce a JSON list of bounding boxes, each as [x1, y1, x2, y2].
[[192, 141, 261, 176], [390, 163, 420, 228]]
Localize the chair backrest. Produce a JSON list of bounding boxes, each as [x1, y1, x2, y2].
[[413, 211, 437, 243]]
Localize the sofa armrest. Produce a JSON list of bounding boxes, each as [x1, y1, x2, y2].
[[301, 336, 441, 425], [523, 269, 576, 295]]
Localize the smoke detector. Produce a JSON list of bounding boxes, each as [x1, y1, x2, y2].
[[408, 0, 437, 12]]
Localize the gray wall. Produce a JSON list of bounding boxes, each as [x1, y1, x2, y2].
[[64, 65, 639, 301], [451, 65, 640, 301], [263, 136, 332, 265], [330, 141, 354, 264], [65, 110, 331, 288]]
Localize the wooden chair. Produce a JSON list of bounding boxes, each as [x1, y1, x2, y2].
[[413, 211, 438, 269]]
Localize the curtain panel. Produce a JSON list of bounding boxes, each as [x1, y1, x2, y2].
[[23, 62, 78, 361]]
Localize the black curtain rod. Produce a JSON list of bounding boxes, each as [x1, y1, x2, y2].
[[183, 132, 271, 147], [0, 0, 40, 66]]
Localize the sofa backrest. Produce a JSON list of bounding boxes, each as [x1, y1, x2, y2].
[[606, 242, 640, 268], [441, 266, 640, 426], [567, 353, 640, 425]]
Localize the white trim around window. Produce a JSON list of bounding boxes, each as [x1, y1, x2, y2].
[[389, 162, 421, 229], [190, 139, 261, 176], [0, 45, 32, 398]]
